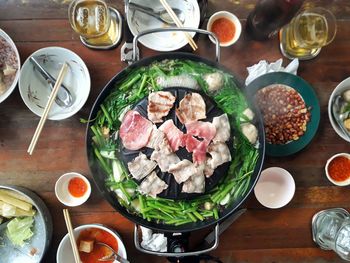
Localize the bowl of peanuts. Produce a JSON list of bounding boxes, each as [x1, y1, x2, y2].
[[246, 72, 320, 157]]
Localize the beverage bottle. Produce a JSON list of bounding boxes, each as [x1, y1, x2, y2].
[[246, 0, 304, 40]]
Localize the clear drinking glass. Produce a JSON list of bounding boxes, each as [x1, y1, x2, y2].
[[68, 0, 111, 39], [279, 7, 337, 59], [314, 212, 346, 249], [335, 219, 350, 261]]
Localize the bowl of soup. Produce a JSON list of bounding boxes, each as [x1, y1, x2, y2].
[[56, 224, 127, 263]]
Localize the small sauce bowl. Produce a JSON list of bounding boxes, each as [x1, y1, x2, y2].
[[325, 153, 350, 186], [254, 167, 295, 209], [55, 172, 91, 206], [207, 11, 242, 47]]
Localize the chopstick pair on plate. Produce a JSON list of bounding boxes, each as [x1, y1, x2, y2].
[[159, 0, 198, 51], [27, 63, 68, 155]]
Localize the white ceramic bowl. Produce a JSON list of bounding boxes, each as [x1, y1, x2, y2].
[[0, 29, 21, 104], [56, 224, 127, 263], [19, 47, 90, 120], [55, 172, 91, 207], [207, 11, 242, 47], [254, 167, 295, 209], [328, 76, 350, 142], [127, 0, 200, 51], [325, 153, 350, 186]]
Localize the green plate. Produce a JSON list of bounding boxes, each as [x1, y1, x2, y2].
[[246, 72, 320, 157]]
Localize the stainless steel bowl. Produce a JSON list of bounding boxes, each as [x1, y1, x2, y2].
[[0, 185, 53, 263]]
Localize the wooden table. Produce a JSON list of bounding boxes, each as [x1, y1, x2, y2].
[[1, 0, 350, 262]]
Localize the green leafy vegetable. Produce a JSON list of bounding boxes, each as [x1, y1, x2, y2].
[[6, 217, 34, 246]]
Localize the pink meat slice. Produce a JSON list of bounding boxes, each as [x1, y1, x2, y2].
[[119, 110, 153, 150], [185, 135, 209, 164], [159, 120, 185, 151], [192, 140, 207, 164], [185, 121, 217, 142]]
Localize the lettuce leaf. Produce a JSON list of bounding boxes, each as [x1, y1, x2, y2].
[[6, 217, 34, 246]]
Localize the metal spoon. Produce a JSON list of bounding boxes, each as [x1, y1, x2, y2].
[[96, 242, 129, 263], [128, 2, 185, 25], [332, 94, 350, 141], [29, 57, 73, 108]]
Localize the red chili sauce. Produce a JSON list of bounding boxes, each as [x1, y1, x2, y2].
[[211, 17, 236, 43], [328, 156, 350, 182], [68, 177, 88, 197], [77, 228, 119, 263]]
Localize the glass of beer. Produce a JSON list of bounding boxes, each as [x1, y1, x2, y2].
[[68, 0, 111, 39], [279, 7, 337, 59]]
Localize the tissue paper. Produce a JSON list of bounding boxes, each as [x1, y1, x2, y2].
[[245, 58, 299, 86]]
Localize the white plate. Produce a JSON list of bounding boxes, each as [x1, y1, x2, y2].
[[0, 28, 21, 104], [328, 76, 350, 142], [19, 47, 90, 120], [254, 167, 295, 209], [127, 0, 200, 51], [56, 224, 127, 263]]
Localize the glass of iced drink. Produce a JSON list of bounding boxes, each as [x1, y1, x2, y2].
[[68, 0, 111, 39]]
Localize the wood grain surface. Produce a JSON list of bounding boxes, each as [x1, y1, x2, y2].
[[1, 0, 350, 262]]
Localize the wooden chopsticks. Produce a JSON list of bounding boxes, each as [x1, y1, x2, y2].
[[27, 63, 68, 155], [63, 209, 81, 263], [159, 0, 198, 51]]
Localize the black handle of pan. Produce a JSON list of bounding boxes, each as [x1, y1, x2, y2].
[[134, 224, 219, 257], [132, 27, 221, 63]]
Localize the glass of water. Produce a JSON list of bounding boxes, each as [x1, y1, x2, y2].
[[314, 210, 347, 250], [335, 219, 350, 261]]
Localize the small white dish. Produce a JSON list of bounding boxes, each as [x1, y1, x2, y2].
[[325, 153, 350, 186], [254, 167, 295, 209], [19, 46, 90, 120], [55, 172, 91, 207], [127, 0, 200, 51], [207, 11, 242, 47], [56, 224, 127, 263], [0, 29, 21, 104], [328, 76, 350, 142]]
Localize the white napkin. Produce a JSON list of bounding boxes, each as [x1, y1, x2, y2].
[[140, 226, 167, 252], [245, 58, 299, 86]]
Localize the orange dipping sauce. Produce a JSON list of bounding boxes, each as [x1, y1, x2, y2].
[[328, 156, 350, 182], [68, 177, 88, 197], [211, 17, 236, 43], [77, 228, 119, 263]]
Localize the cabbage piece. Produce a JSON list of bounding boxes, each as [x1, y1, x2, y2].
[[6, 217, 34, 246]]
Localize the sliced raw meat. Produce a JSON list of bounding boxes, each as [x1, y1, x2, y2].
[[192, 141, 207, 164], [184, 135, 208, 164], [168, 159, 197, 184], [151, 139, 180, 172], [128, 152, 157, 180], [148, 91, 176, 123], [176, 93, 206, 124], [139, 172, 168, 198], [146, 125, 165, 149], [205, 142, 232, 177], [185, 121, 216, 142], [212, 114, 231, 143], [182, 166, 205, 193], [159, 120, 185, 151], [185, 135, 201, 152], [119, 110, 153, 150]]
